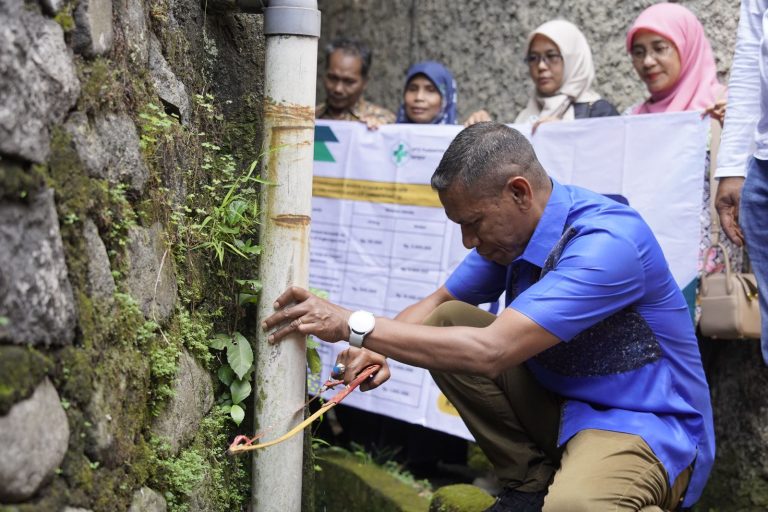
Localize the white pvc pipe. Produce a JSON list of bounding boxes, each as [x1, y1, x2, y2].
[[253, 3, 319, 511]]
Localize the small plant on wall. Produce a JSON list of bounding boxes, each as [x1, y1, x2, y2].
[[209, 332, 253, 425]]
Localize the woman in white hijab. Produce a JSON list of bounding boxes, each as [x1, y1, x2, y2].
[[516, 19, 618, 126]]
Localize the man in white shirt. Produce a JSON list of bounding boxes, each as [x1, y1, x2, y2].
[[716, 0, 768, 362]]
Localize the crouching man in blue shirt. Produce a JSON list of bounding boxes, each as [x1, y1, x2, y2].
[[263, 122, 714, 512]]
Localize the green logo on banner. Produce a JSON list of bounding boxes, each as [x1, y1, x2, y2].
[[391, 141, 410, 166], [314, 125, 338, 162]]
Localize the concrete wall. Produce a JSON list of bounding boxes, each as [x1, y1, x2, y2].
[[317, 0, 740, 121]]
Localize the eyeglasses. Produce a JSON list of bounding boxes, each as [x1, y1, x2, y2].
[[630, 44, 673, 62], [525, 53, 563, 66]]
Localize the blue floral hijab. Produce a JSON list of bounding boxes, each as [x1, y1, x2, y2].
[[395, 61, 458, 124]]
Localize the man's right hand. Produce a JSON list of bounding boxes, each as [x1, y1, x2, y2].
[[363, 117, 386, 131], [463, 109, 492, 127], [715, 176, 746, 246], [334, 347, 391, 391]]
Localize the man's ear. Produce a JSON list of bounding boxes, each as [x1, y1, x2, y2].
[[506, 176, 533, 207]]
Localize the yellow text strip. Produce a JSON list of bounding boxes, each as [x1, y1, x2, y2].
[[313, 177, 442, 208]]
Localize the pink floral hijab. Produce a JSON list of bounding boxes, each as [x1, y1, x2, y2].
[[626, 3, 725, 114]]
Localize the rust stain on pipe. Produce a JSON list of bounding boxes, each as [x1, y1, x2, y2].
[[273, 214, 311, 227], [264, 100, 315, 124]]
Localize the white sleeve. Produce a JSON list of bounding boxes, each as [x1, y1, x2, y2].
[[716, 0, 766, 178]]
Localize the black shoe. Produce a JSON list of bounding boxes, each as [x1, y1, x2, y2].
[[483, 487, 546, 512]]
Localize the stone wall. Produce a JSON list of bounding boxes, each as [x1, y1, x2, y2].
[[317, 0, 740, 120], [0, 0, 264, 510]]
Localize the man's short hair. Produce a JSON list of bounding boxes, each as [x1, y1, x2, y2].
[[324, 36, 372, 78], [431, 122, 548, 195]]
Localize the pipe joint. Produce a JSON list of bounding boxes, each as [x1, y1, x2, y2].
[[264, 2, 321, 37]]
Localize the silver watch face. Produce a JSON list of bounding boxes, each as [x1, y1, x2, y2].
[[349, 310, 375, 334]]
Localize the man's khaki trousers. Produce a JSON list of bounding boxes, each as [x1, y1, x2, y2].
[[425, 301, 691, 511]]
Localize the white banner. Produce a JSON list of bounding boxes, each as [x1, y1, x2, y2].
[[309, 112, 708, 440]]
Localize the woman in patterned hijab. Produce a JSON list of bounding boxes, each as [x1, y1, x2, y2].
[[396, 60, 458, 124]]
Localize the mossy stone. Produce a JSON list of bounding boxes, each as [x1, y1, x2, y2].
[[315, 451, 429, 512], [0, 345, 52, 415], [466, 443, 493, 474], [0, 161, 45, 202], [697, 449, 768, 511], [429, 484, 495, 512]]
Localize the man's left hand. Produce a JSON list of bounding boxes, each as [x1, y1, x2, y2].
[[262, 286, 351, 344], [335, 347, 391, 391]]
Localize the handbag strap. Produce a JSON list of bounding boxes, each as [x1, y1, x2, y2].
[[708, 118, 723, 248]]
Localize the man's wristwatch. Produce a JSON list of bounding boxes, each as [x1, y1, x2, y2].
[[348, 310, 375, 348]]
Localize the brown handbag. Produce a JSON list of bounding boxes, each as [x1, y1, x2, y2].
[[698, 120, 762, 339], [699, 243, 761, 339]]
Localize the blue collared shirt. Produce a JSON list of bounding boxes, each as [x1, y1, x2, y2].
[[445, 179, 714, 507]]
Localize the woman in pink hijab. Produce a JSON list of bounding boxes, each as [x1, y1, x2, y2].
[[626, 2, 726, 123], [627, 2, 739, 324]]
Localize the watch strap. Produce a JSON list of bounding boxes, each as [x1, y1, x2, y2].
[[348, 328, 366, 348]]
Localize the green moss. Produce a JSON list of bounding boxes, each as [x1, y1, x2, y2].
[[148, 339, 180, 415], [88, 467, 136, 512], [163, 449, 206, 511], [54, 11, 75, 32], [61, 449, 138, 512], [0, 346, 52, 415], [56, 344, 153, 512], [314, 450, 430, 512], [63, 451, 96, 496], [192, 406, 250, 509], [145, 406, 249, 512], [0, 161, 45, 201], [46, 128, 96, 217], [466, 442, 493, 474], [57, 345, 95, 407], [44, 128, 107, 295], [77, 58, 126, 115], [1, 477, 71, 512], [429, 484, 495, 512], [697, 449, 768, 511], [223, 120, 262, 168], [172, 307, 213, 367], [52, 0, 76, 32]]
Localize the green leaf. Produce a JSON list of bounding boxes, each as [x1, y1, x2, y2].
[[240, 244, 261, 255], [307, 347, 322, 375], [218, 225, 239, 234], [218, 365, 235, 386], [209, 333, 230, 350], [227, 332, 253, 380], [238, 293, 260, 306], [309, 287, 330, 300], [230, 378, 252, 405], [235, 279, 262, 291], [306, 335, 320, 350], [234, 239, 262, 255], [222, 241, 248, 259], [230, 404, 245, 425]]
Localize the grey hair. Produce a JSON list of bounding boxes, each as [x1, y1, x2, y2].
[[431, 122, 548, 195], [324, 36, 372, 78]]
